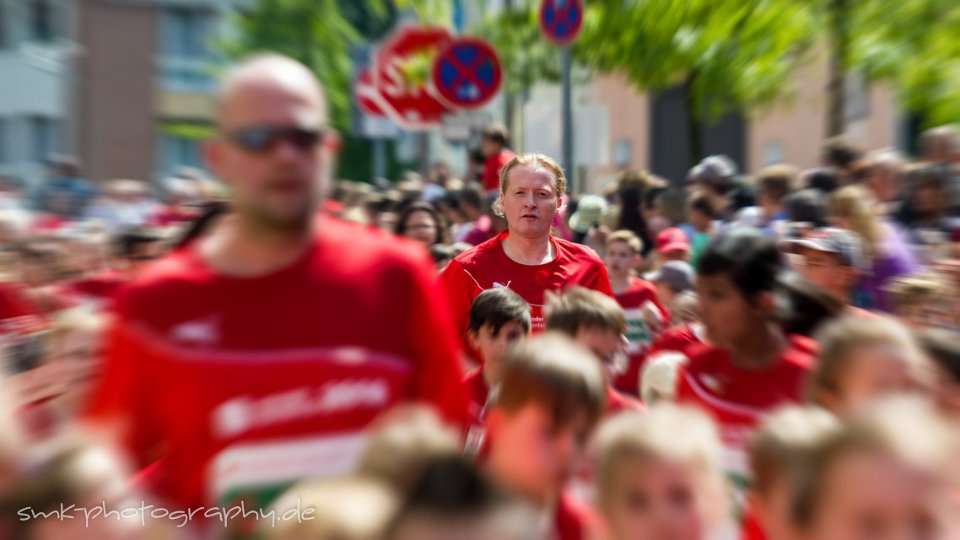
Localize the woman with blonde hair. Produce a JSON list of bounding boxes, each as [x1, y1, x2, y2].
[[829, 185, 918, 311]]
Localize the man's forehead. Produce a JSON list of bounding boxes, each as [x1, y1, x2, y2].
[[217, 58, 326, 126], [507, 166, 556, 188]]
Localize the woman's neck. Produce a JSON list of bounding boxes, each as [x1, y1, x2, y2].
[[728, 324, 788, 370], [502, 232, 555, 265]]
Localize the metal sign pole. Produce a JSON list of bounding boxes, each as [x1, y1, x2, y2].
[[561, 44, 574, 193]]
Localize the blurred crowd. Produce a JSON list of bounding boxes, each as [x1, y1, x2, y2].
[[0, 57, 959, 540]]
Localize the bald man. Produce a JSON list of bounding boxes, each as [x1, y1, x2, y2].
[[85, 55, 466, 516]]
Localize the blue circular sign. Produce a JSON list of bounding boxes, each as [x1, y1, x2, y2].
[[540, 0, 584, 45], [432, 38, 503, 109]]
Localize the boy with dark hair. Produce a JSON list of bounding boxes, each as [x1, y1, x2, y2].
[[485, 333, 607, 540], [462, 288, 531, 450], [545, 286, 644, 412]]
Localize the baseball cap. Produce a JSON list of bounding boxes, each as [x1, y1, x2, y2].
[[656, 227, 691, 254], [651, 261, 695, 293], [781, 227, 865, 270]]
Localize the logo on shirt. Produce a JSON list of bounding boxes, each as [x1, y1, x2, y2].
[[211, 379, 390, 438], [699, 374, 724, 395], [171, 315, 219, 346]]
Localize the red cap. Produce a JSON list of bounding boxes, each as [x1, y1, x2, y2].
[[656, 227, 691, 254]]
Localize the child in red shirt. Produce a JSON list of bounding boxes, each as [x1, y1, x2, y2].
[[676, 229, 824, 506], [461, 288, 531, 454], [485, 334, 607, 540], [545, 287, 645, 413], [603, 230, 668, 396]]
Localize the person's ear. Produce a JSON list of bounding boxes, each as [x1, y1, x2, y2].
[[468, 330, 480, 351], [203, 139, 226, 184]]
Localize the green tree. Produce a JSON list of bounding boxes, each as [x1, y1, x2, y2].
[[455, 0, 818, 165], [219, 0, 393, 131], [220, 0, 422, 181], [849, 0, 960, 129]]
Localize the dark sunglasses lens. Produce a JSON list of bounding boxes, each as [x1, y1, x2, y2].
[[288, 128, 321, 151], [234, 127, 276, 152]]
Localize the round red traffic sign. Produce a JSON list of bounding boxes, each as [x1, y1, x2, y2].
[[432, 38, 502, 109], [539, 0, 584, 45]]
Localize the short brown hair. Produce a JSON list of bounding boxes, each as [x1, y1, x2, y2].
[[545, 286, 626, 336], [755, 164, 799, 202], [748, 406, 841, 496], [606, 229, 643, 254], [498, 153, 567, 198], [496, 333, 607, 429]]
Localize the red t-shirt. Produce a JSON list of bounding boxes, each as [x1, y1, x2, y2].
[[150, 206, 199, 228], [59, 270, 128, 309], [555, 491, 596, 540], [612, 277, 668, 396], [482, 150, 516, 192], [462, 367, 490, 428], [676, 336, 817, 491], [440, 231, 613, 349], [606, 385, 646, 415], [649, 322, 705, 356], [741, 505, 768, 540], [85, 218, 467, 509]]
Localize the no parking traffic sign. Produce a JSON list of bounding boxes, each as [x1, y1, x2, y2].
[[540, 0, 584, 45], [432, 38, 503, 109]]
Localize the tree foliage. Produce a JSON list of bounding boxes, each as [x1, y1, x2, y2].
[[219, 0, 394, 130], [850, 0, 960, 126]]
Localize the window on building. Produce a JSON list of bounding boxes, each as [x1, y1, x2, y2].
[[30, 0, 55, 42], [30, 117, 59, 162], [160, 134, 203, 175], [614, 139, 632, 167], [161, 8, 218, 91], [763, 140, 784, 166], [163, 8, 214, 60], [845, 70, 870, 122]]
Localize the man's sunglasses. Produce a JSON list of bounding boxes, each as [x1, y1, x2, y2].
[[226, 125, 326, 153]]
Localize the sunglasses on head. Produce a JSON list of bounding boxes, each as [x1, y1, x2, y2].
[[226, 125, 325, 153]]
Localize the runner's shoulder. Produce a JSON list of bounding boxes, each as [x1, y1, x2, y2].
[[317, 216, 435, 275], [448, 232, 501, 268], [554, 236, 605, 264]]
